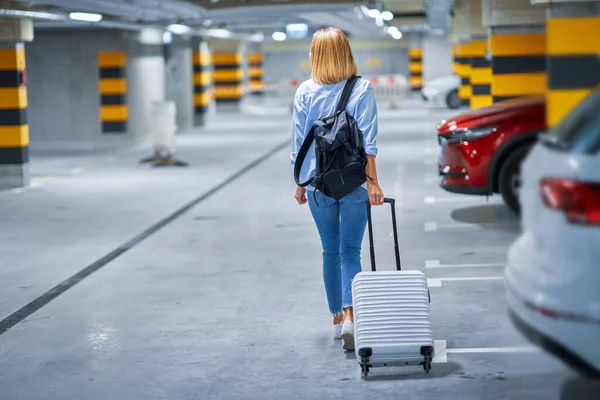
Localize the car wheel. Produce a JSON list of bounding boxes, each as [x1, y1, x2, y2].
[[446, 89, 460, 109], [498, 146, 531, 214]]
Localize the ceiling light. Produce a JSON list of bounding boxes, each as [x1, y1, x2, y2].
[[167, 24, 190, 34], [367, 9, 381, 18], [0, 9, 65, 20], [391, 31, 403, 40], [272, 31, 287, 41], [69, 12, 102, 22], [206, 28, 232, 38], [162, 31, 173, 44], [381, 11, 394, 21], [286, 23, 308, 39], [387, 26, 399, 35]]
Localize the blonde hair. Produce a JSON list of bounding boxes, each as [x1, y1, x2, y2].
[[311, 28, 358, 85]]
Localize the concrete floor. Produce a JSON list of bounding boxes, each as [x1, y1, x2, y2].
[[0, 100, 586, 399]]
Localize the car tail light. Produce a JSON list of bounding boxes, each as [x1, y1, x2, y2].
[[540, 178, 600, 225]]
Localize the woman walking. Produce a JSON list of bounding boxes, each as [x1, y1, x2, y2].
[[291, 27, 384, 351]]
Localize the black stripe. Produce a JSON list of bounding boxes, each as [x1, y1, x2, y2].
[[0, 109, 27, 125], [394, 11, 426, 18], [0, 139, 287, 336], [548, 55, 600, 90], [461, 99, 470, 106], [216, 97, 242, 102], [471, 57, 491, 68], [455, 57, 469, 64], [410, 72, 422, 77], [213, 64, 242, 70], [193, 65, 212, 73], [99, 68, 125, 79], [0, 70, 23, 87], [461, 77, 470, 85], [0, 146, 28, 164], [410, 87, 422, 91], [249, 62, 263, 68], [102, 121, 127, 133], [214, 80, 243, 86], [250, 91, 264, 96], [195, 105, 209, 114], [249, 77, 263, 82], [493, 96, 518, 103], [472, 84, 491, 95], [410, 57, 422, 63], [492, 55, 546, 74], [101, 94, 126, 105], [194, 85, 213, 93]]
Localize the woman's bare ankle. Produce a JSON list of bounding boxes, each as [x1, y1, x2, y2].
[[343, 307, 354, 322], [333, 313, 344, 325]]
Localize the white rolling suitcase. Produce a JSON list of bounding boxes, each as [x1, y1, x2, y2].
[[352, 198, 434, 377]]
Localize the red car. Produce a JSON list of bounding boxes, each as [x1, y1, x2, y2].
[[437, 96, 547, 213]]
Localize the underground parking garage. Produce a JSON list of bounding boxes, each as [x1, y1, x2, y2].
[[0, 0, 599, 399]]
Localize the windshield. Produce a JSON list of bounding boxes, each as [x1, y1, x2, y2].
[[549, 89, 600, 154]]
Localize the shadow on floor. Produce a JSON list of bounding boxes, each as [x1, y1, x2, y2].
[[560, 378, 600, 400], [360, 362, 461, 381], [451, 204, 521, 232]]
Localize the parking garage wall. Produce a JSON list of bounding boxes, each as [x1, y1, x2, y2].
[[423, 36, 453, 83]]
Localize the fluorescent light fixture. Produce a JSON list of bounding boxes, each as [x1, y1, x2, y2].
[[69, 12, 102, 22], [162, 31, 173, 44], [206, 28, 232, 38], [0, 9, 65, 20], [249, 32, 265, 42], [375, 16, 384, 27], [367, 9, 380, 18], [360, 5, 369, 15], [286, 23, 308, 39], [272, 31, 287, 41], [381, 11, 394, 21], [167, 23, 190, 34], [387, 26, 400, 35], [391, 31, 403, 40]]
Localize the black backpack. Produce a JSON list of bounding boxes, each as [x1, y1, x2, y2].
[[294, 76, 368, 200]]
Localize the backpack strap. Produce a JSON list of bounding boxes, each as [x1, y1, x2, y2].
[[293, 126, 315, 187], [335, 75, 360, 113]]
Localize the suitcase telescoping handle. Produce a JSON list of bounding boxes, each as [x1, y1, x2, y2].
[[366, 198, 401, 272]]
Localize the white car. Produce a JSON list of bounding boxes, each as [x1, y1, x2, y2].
[[420, 75, 461, 109], [506, 89, 600, 378]]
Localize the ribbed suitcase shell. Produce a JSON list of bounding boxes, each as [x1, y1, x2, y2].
[[352, 270, 434, 367]]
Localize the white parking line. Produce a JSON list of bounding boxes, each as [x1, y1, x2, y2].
[[428, 276, 504, 287], [425, 260, 505, 269], [433, 340, 447, 363], [433, 340, 538, 362], [424, 196, 490, 205], [424, 221, 518, 231]]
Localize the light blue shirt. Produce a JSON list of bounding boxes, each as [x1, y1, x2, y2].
[[291, 77, 378, 190]]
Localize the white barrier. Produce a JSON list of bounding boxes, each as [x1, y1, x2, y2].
[[262, 75, 408, 109], [149, 100, 177, 155]]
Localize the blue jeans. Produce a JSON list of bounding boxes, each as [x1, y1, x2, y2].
[[308, 187, 369, 316]]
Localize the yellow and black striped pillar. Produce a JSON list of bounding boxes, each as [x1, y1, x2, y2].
[[193, 50, 213, 116], [490, 29, 546, 104], [213, 52, 244, 104], [469, 37, 492, 109], [409, 48, 423, 91], [457, 41, 473, 107], [0, 43, 29, 176], [546, 11, 600, 127], [247, 52, 264, 95], [98, 52, 128, 133]]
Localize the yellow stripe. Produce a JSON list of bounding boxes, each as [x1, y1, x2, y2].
[[491, 73, 546, 96], [100, 105, 128, 121], [458, 42, 481, 58], [248, 53, 263, 64], [409, 62, 423, 73], [470, 95, 493, 110], [0, 48, 26, 71], [459, 86, 472, 99], [248, 81, 264, 89], [0, 87, 27, 109], [452, 62, 459, 75], [469, 40, 488, 56], [194, 92, 213, 107], [213, 69, 244, 81], [214, 85, 244, 98], [491, 33, 545, 56], [458, 64, 472, 78], [193, 52, 211, 65], [98, 52, 126, 68], [547, 89, 592, 127], [0, 125, 29, 147], [470, 67, 492, 84], [409, 76, 423, 87], [99, 78, 127, 94], [248, 67, 263, 78], [213, 53, 243, 64], [193, 73, 212, 86], [409, 48, 422, 58], [547, 17, 600, 55]]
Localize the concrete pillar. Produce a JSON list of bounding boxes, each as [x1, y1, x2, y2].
[[546, 1, 600, 127], [191, 39, 214, 126], [408, 34, 423, 91], [246, 44, 264, 96], [483, 0, 547, 104], [0, 18, 33, 189], [165, 35, 194, 132], [422, 36, 452, 83], [208, 39, 245, 110]]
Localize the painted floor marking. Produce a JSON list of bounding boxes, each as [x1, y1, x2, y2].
[[424, 221, 519, 231], [428, 276, 504, 287], [424, 195, 490, 205], [433, 340, 447, 363], [433, 340, 539, 362], [425, 260, 505, 269]]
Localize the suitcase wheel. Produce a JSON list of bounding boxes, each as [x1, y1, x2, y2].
[[359, 348, 372, 378], [421, 347, 433, 373]]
